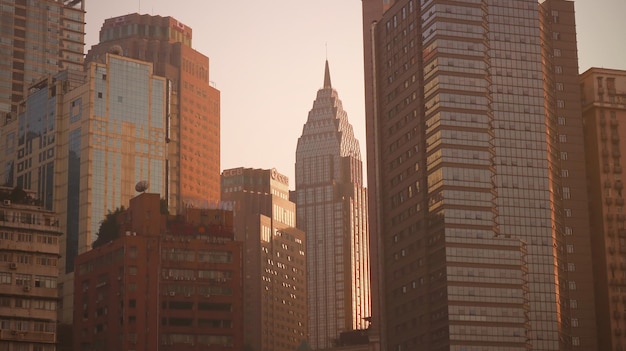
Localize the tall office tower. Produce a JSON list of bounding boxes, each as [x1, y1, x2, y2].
[[0, 187, 62, 351], [0, 0, 85, 117], [55, 53, 168, 272], [294, 61, 371, 349], [73, 193, 244, 351], [362, 0, 596, 350], [1, 53, 167, 325], [85, 14, 221, 212], [581, 68, 626, 351], [221, 167, 307, 351]]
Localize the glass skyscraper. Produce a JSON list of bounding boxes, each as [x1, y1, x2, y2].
[[295, 61, 371, 349], [362, 0, 596, 350], [1, 52, 169, 325]]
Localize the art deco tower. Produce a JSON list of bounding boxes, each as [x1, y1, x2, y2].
[[362, 0, 597, 350], [295, 61, 371, 349]]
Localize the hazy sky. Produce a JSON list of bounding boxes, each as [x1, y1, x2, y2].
[[85, 0, 626, 190]]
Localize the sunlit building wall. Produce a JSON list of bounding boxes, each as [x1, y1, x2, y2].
[[54, 53, 168, 323], [0, 196, 61, 351], [221, 167, 307, 351], [581, 68, 626, 351], [85, 13, 221, 212], [295, 61, 371, 349]]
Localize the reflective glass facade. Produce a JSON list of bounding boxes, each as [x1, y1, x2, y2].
[[85, 14, 221, 212], [295, 62, 371, 349], [54, 55, 168, 324], [60, 55, 167, 269], [362, 0, 594, 350]]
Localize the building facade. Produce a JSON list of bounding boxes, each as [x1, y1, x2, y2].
[[73, 193, 244, 351], [0, 188, 61, 351], [294, 61, 371, 349], [0, 0, 85, 117], [15, 53, 169, 324], [361, 0, 596, 350], [581, 68, 626, 351], [221, 167, 307, 351], [85, 13, 221, 212]]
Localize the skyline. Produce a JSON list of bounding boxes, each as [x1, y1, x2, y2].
[[84, 0, 626, 191]]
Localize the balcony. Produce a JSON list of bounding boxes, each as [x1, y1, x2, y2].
[[0, 329, 55, 343]]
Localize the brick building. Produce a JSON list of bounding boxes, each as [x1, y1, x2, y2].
[[73, 193, 243, 351]]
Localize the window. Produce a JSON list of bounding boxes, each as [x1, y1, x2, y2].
[[566, 244, 574, 253], [552, 32, 560, 40], [559, 134, 567, 143], [560, 152, 568, 160], [129, 266, 138, 275], [563, 187, 571, 199], [568, 263, 576, 272], [572, 337, 580, 346], [557, 100, 565, 108], [565, 209, 572, 217], [570, 299, 577, 308], [571, 318, 579, 327], [554, 49, 561, 57], [561, 169, 569, 178], [551, 10, 559, 23], [0, 273, 10, 284], [555, 66, 563, 74], [568, 281, 576, 290], [565, 227, 573, 236]]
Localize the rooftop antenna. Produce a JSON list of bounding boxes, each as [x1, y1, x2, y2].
[[325, 42, 328, 60]]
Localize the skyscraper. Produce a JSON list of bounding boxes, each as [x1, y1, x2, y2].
[[295, 61, 371, 349], [0, 0, 85, 117], [221, 167, 307, 351], [85, 13, 221, 212], [581, 67, 626, 351], [1, 52, 169, 297], [362, 0, 596, 350]]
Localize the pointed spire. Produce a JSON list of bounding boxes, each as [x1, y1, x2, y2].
[[323, 60, 332, 89]]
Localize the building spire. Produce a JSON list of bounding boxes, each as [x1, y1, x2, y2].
[[323, 60, 332, 89]]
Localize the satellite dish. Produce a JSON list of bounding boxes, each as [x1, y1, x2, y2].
[[108, 45, 123, 55], [135, 180, 149, 193]]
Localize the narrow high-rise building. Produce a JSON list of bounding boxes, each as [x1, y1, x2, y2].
[[362, 0, 597, 350], [581, 67, 626, 351], [221, 167, 307, 351], [295, 61, 371, 349], [85, 14, 221, 212], [0, 0, 85, 117]]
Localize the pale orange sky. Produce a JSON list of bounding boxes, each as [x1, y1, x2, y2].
[[85, 0, 626, 190]]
